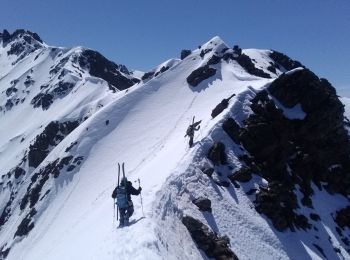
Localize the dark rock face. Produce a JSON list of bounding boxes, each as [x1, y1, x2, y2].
[[78, 50, 138, 91], [5, 99, 14, 110], [207, 55, 221, 66], [1, 30, 11, 44], [229, 167, 252, 183], [2, 30, 43, 66], [335, 207, 350, 229], [141, 71, 155, 81], [31, 93, 54, 110], [269, 50, 303, 71], [201, 167, 214, 178], [154, 66, 169, 77], [182, 216, 238, 260], [187, 65, 216, 87], [255, 183, 310, 232], [52, 81, 75, 96], [13, 167, 26, 179], [236, 54, 271, 78], [7, 42, 26, 56], [28, 121, 79, 168], [208, 142, 227, 165], [211, 94, 236, 118], [0, 246, 10, 259], [233, 45, 242, 56], [200, 48, 212, 58], [20, 155, 77, 211], [310, 213, 320, 221], [5, 87, 18, 97], [0, 194, 15, 229], [267, 64, 277, 74], [192, 197, 212, 212], [222, 118, 241, 144], [269, 69, 336, 112], [4, 29, 43, 45], [14, 208, 37, 238], [222, 69, 350, 231], [181, 49, 191, 60]]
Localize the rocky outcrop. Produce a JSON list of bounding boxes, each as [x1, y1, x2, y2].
[[182, 216, 238, 260], [211, 94, 236, 118], [335, 207, 350, 229], [255, 182, 310, 231], [229, 167, 252, 183], [0, 245, 10, 259], [222, 118, 241, 144], [207, 142, 227, 165], [236, 54, 271, 78], [207, 55, 221, 66], [181, 49, 191, 60], [269, 50, 303, 71], [31, 93, 54, 110], [222, 69, 350, 231], [141, 71, 155, 81], [154, 66, 169, 77], [28, 120, 79, 168], [187, 65, 216, 87], [192, 197, 212, 212], [20, 155, 78, 211], [1, 29, 43, 46], [14, 208, 37, 237], [1, 30, 44, 66], [78, 50, 139, 91]]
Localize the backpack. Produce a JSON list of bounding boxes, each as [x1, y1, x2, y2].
[[186, 125, 194, 136], [116, 186, 128, 208]]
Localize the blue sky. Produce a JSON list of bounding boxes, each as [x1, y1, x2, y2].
[[1, 0, 349, 96]]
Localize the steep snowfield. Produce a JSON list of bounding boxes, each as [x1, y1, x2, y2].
[[2, 36, 279, 260], [1, 32, 349, 260]]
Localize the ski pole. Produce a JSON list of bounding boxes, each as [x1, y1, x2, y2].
[[138, 178, 144, 217]]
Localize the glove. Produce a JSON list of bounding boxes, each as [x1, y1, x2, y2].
[[138, 187, 142, 192]]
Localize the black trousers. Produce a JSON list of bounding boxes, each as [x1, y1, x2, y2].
[[119, 203, 134, 225], [189, 135, 194, 147]]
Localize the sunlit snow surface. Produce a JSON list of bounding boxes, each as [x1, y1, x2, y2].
[[1, 35, 349, 260]]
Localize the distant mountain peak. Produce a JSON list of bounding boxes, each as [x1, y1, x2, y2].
[[1, 29, 43, 46]]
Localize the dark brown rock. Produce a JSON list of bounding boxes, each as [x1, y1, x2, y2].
[[229, 167, 252, 182], [208, 142, 227, 165], [192, 197, 212, 212], [182, 216, 238, 260], [187, 65, 216, 87], [78, 49, 138, 91], [207, 55, 221, 66], [211, 94, 236, 118], [181, 49, 191, 60], [222, 118, 241, 144], [235, 54, 271, 78], [335, 206, 350, 229], [269, 50, 303, 71]]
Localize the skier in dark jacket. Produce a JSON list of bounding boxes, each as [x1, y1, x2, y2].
[[185, 119, 201, 148], [112, 177, 142, 227]]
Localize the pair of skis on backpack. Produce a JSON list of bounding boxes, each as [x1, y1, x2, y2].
[[116, 163, 129, 210], [114, 162, 144, 228]]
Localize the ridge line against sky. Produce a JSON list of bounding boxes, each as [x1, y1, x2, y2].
[[1, 0, 349, 97]]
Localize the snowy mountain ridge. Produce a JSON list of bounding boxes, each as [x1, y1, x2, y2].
[[0, 30, 349, 260]]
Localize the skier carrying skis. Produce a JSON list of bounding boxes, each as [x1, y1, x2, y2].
[[185, 117, 201, 148], [112, 176, 142, 227]]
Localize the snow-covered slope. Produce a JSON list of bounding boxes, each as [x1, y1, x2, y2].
[[0, 31, 349, 260]]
